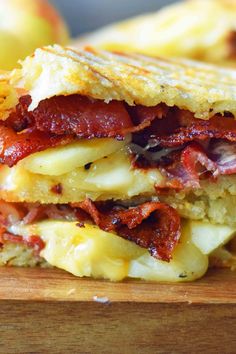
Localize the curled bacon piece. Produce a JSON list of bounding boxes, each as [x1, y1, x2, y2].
[[0, 200, 86, 227], [209, 139, 236, 175], [6, 95, 33, 132], [0, 230, 45, 256], [0, 200, 25, 226], [33, 95, 133, 138], [76, 199, 181, 261], [139, 111, 236, 148], [4, 93, 236, 173], [8, 94, 163, 139], [159, 143, 218, 189], [181, 143, 218, 185], [0, 201, 45, 255], [0, 198, 180, 261], [1, 95, 167, 167], [0, 125, 73, 167], [127, 103, 169, 127]]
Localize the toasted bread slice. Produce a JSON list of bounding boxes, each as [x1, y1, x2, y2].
[[74, 0, 236, 66]]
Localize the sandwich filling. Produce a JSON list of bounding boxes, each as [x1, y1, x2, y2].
[[0, 94, 236, 268], [2, 94, 236, 183]]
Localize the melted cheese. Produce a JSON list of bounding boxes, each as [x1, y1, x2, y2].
[[0, 148, 164, 203], [9, 220, 208, 282]]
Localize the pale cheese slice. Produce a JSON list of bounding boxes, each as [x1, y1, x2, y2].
[[0, 150, 164, 203], [9, 220, 208, 282]]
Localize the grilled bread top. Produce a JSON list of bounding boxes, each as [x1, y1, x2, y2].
[[9, 44, 236, 119]]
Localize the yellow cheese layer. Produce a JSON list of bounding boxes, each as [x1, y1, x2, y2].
[[8, 219, 235, 281], [0, 145, 163, 203]]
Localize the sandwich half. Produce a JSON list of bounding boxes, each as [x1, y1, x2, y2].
[[0, 45, 236, 281], [75, 0, 236, 66]]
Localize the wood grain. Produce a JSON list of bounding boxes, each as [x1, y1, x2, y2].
[[0, 301, 235, 354], [0, 267, 235, 303], [0, 267, 235, 353]]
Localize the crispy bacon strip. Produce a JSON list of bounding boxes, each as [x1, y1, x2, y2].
[[0, 199, 180, 261], [0, 230, 45, 255], [0, 200, 87, 226], [8, 94, 161, 138], [140, 112, 236, 147], [4, 94, 236, 170], [0, 125, 73, 167], [181, 143, 218, 183], [33, 95, 133, 138], [0, 202, 45, 255], [158, 142, 218, 189], [209, 139, 236, 175], [2, 95, 167, 166], [126, 103, 169, 127], [76, 199, 181, 261], [6, 95, 33, 132]]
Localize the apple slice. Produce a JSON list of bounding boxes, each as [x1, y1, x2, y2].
[[190, 221, 236, 255], [0, 0, 69, 70], [22, 137, 130, 176]]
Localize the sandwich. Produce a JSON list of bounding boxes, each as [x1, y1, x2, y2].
[[75, 0, 236, 66], [0, 44, 236, 282]]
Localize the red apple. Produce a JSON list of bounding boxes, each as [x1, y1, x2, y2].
[[0, 0, 69, 70]]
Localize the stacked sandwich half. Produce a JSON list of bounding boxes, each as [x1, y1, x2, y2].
[[0, 45, 235, 281]]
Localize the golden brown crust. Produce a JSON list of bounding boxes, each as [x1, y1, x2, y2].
[[0, 72, 18, 120], [10, 44, 236, 119]]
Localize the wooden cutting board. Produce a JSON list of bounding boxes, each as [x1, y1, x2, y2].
[[0, 267, 235, 353]]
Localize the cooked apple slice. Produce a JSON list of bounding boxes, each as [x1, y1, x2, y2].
[[22, 137, 130, 176], [190, 221, 236, 255]]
